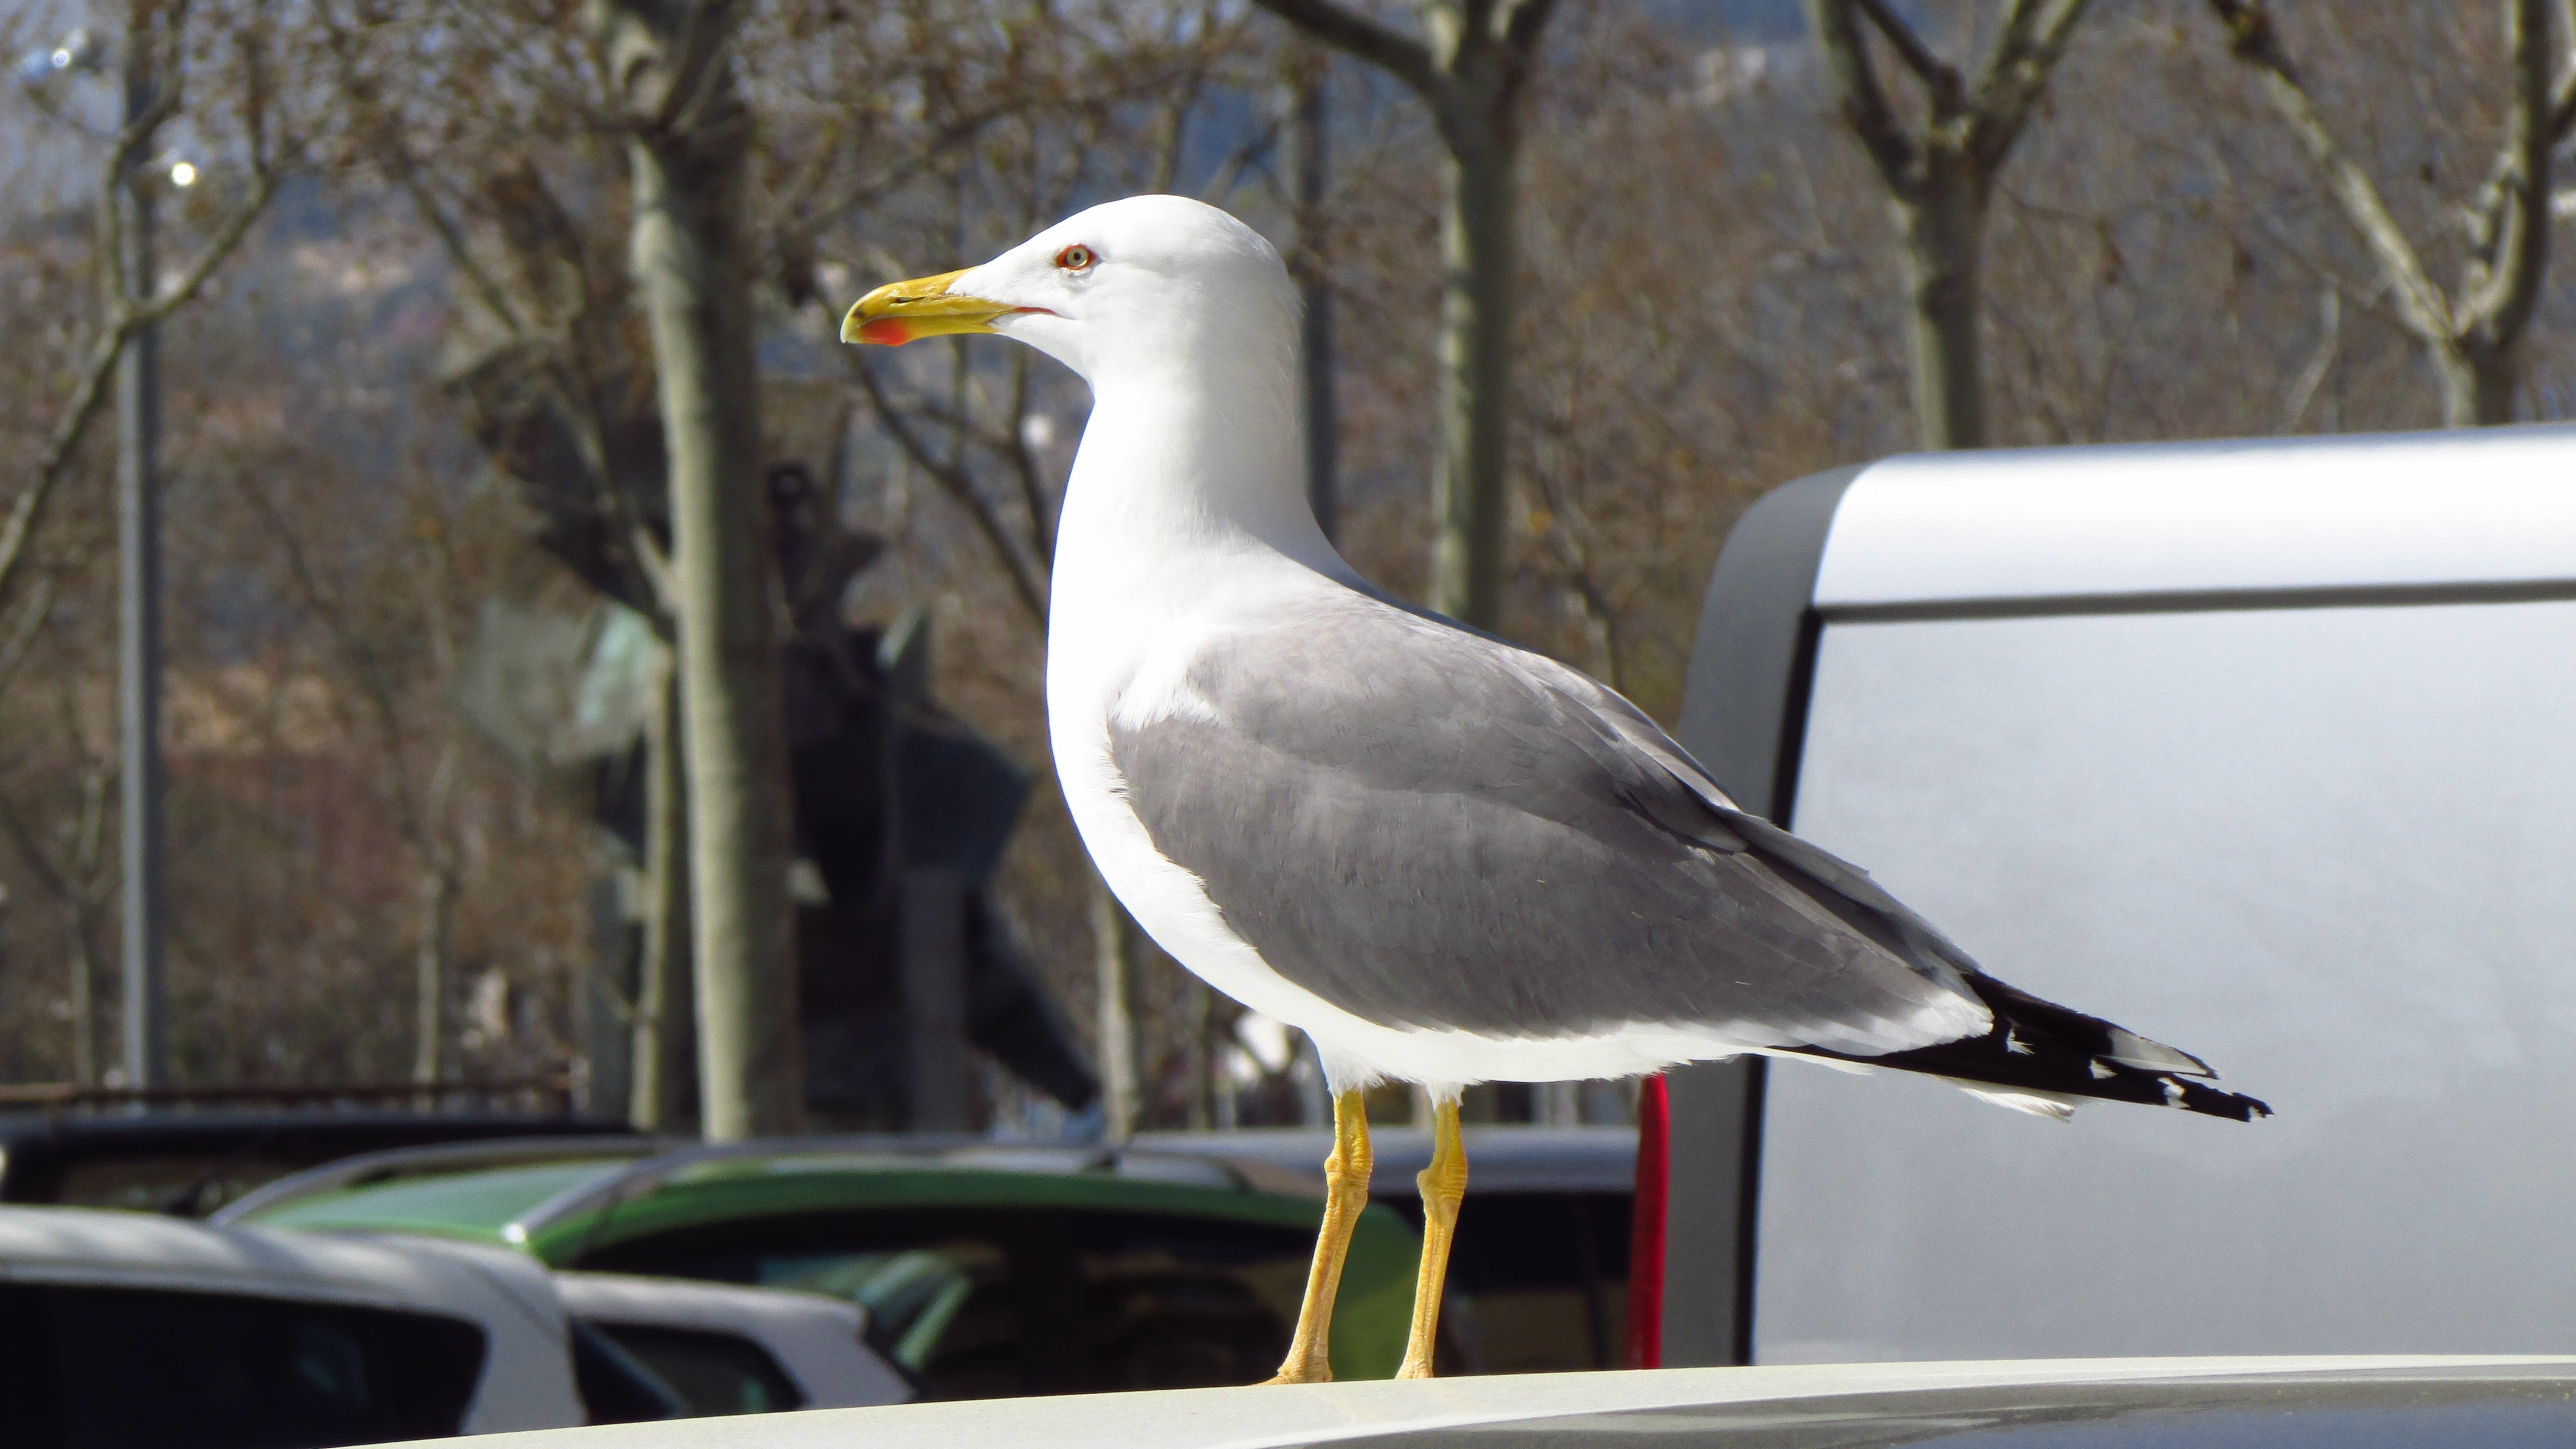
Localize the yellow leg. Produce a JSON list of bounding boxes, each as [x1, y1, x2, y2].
[[1266, 1088, 1373, 1384], [1396, 1096, 1466, 1379]]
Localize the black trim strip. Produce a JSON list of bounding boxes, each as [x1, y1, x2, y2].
[[1663, 465, 1863, 1370], [1822, 576, 2576, 626], [1679, 466, 1863, 812]]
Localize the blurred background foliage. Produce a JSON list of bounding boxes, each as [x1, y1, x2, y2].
[[0, 0, 2562, 1132]]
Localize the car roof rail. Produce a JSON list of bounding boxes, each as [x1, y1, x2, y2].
[[211, 1134, 677, 1224]]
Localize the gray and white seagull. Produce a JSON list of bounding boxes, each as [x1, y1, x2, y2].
[[845, 195, 2268, 1385]]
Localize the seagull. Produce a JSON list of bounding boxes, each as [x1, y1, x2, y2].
[[844, 195, 2268, 1385]]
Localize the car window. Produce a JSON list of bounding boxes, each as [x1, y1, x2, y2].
[[0, 1283, 486, 1449], [579, 1213, 1029, 1400], [577, 1204, 1320, 1398], [753, 1242, 1007, 1377], [1064, 1208, 1301, 1390], [584, 1323, 804, 1416]]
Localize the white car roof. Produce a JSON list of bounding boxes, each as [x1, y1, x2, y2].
[[555, 1271, 911, 1409], [0, 1205, 583, 1433], [363, 1351, 2576, 1443], [1812, 423, 2576, 610], [363, 1356, 2576, 1449]]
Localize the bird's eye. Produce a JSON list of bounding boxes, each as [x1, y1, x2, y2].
[[1055, 244, 1096, 273]]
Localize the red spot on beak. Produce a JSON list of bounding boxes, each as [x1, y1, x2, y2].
[[857, 316, 913, 346]]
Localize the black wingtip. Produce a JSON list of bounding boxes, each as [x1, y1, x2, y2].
[[2167, 1076, 2271, 1123], [1798, 973, 2273, 1123]]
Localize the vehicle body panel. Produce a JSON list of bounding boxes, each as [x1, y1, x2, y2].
[[553, 1270, 913, 1409], [0, 1112, 638, 1215], [228, 1140, 1422, 1383], [0, 1205, 584, 1433], [352, 1356, 2576, 1449]]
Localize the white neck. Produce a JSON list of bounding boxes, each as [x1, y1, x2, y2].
[[1049, 335, 1353, 647]]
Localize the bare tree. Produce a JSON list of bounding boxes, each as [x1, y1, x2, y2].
[[0, 2, 280, 638], [229, 468, 466, 1086], [314, 2, 703, 1123], [2205, 0, 2570, 425], [595, 0, 803, 1139], [1246, 0, 1559, 631], [780, 1, 1276, 1140], [1803, 0, 2092, 449]]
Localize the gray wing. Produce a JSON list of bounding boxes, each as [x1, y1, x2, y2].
[[1106, 593, 1991, 1055]]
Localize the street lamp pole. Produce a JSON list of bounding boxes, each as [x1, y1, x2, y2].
[[115, 19, 165, 1093]]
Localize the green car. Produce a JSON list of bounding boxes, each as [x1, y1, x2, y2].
[[217, 1138, 1418, 1399]]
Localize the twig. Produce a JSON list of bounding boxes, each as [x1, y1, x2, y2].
[[1851, 0, 1958, 94], [845, 351, 1049, 626], [0, 163, 278, 615]]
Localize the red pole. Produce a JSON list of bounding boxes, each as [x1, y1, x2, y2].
[[1625, 1072, 1669, 1368]]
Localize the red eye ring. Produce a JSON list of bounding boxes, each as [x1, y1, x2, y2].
[[1055, 244, 1096, 272]]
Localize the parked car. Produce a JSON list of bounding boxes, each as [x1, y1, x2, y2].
[[221, 1137, 1423, 1396], [0, 1204, 913, 1448], [556, 1270, 913, 1414], [0, 1203, 585, 1445], [1142, 1125, 1638, 1374], [335, 1355, 2576, 1449], [0, 1110, 642, 1216]]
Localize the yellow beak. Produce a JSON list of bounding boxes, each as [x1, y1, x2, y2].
[[840, 268, 1019, 346]]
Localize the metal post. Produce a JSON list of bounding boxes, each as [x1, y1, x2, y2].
[[1295, 54, 1338, 545], [116, 27, 165, 1093]]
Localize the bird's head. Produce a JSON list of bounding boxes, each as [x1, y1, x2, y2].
[[840, 195, 1295, 387]]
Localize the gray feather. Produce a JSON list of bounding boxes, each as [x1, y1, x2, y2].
[[1106, 592, 1986, 1050]]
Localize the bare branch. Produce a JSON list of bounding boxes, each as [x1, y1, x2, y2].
[[1498, 0, 1562, 61], [0, 574, 59, 695], [844, 352, 1049, 627], [323, 6, 673, 615], [135, 165, 278, 328], [0, 164, 278, 615], [1851, 0, 1956, 94], [1967, 0, 2091, 169], [2280, 287, 2341, 432], [2456, 0, 2555, 349], [231, 470, 428, 845], [2201, 0, 2456, 350], [1248, 0, 1438, 100], [0, 795, 72, 902], [1806, 0, 1919, 192]]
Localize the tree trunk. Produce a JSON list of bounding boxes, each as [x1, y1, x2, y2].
[[1090, 873, 1138, 1145], [1427, 110, 1517, 631], [1896, 159, 1990, 451], [68, 902, 97, 1088], [2456, 343, 2516, 427], [608, 1, 804, 1140], [629, 650, 694, 1129], [412, 745, 459, 1087], [412, 867, 454, 1086]]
